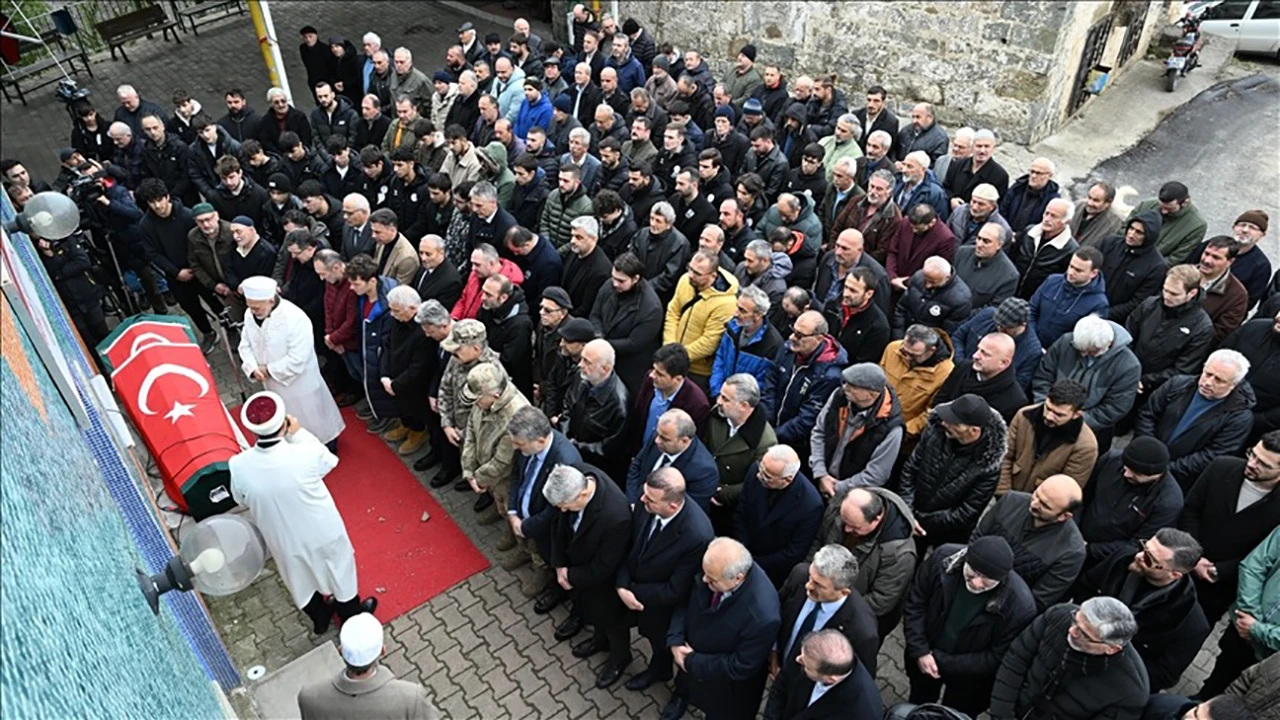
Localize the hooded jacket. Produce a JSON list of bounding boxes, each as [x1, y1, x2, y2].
[[1028, 272, 1110, 349], [1032, 321, 1141, 432], [776, 103, 818, 168], [477, 142, 515, 209], [998, 403, 1098, 496], [1125, 294, 1214, 392], [881, 332, 956, 436], [764, 335, 849, 451], [1130, 198, 1208, 265], [1135, 374, 1256, 490], [709, 318, 784, 398], [758, 192, 823, 287], [892, 270, 974, 338], [733, 251, 792, 311], [812, 487, 919, 621], [900, 407, 1008, 542], [663, 267, 740, 377], [1098, 211, 1169, 324]]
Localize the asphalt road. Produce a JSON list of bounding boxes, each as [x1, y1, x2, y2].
[[1084, 73, 1280, 268]]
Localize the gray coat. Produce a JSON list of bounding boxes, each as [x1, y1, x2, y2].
[[946, 204, 1013, 246], [297, 666, 439, 720], [953, 244, 1020, 310], [1031, 321, 1141, 433]]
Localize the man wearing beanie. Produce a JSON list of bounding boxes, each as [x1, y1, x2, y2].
[[952, 295, 1043, 389], [902, 535, 1036, 716], [1073, 527, 1209, 691], [1075, 436, 1183, 571], [1186, 209, 1272, 309], [725, 44, 762, 106], [810, 363, 904, 498]]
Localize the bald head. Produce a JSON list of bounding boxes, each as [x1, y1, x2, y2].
[[702, 537, 753, 592], [1031, 474, 1084, 526], [973, 332, 1015, 375]]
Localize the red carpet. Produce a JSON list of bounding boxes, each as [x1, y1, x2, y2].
[[231, 406, 490, 621]]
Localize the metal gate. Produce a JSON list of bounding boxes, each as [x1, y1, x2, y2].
[[1116, 1, 1151, 68], [1067, 15, 1115, 115]]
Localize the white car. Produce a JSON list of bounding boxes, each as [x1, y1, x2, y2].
[[1186, 0, 1280, 58]]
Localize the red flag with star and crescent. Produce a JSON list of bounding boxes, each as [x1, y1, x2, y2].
[[97, 315, 242, 518]]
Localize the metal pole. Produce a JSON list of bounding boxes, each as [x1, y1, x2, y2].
[[247, 0, 293, 104]]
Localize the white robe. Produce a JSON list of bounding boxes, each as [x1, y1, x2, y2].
[[238, 298, 345, 444], [228, 428, 357, 607]]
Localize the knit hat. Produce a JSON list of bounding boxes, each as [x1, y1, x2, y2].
[[557, 317, 596, 342], [841, 363, 885, 390], [540, 286, 572, 309], [433, 70, 453, 84], [622, 18, 640, 35], [966, 536, 1013, 582], [738, 44, 758, 63], [652, 55, 670, 72], [1123, 436, 1170, 476], [934, 393, 990, 427], [1235, 209, 1269, 234], [192, 202, 216, 216], [714, 104, 736, 123], [993, 297, 1029, 329], [230, 215, 255, 228], [971, 183, 1000, 203], [742, 97, 764, 116], [266, 173, 292, 193], [553, 94, 573, 113]]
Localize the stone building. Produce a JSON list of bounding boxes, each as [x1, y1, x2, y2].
[[623, 1, 1168, 144]]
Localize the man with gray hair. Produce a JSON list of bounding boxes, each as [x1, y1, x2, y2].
[[412, 299, 460, 479], [378, 284, 430, 455], [773, 544, 880, 681], [764, 309, 848, 463], [542, 462, 633, 686], [615, 467, 715, 691], [734, 238, 790, 316], [1033, 314, 1140, 450], [504, 405, 581, 593], [114, 83, 167, 136], [1135, 348, 1255, 490], [934, 125, 974, 191], [709, 284, 784, 397], [389, 47, 430, 108], [817, 113, 863, 183], [1002, 156, 1062, 235], [559, 338, 630, 479], [1014, 196, 1077, 300], [259, 87, 313, 153], [733, 444, 823, 586], [631, 201, 692, 305], [704, 373, 778, 533], [562, 215, 611, 316], [625, 407, 719, 511], [893, 150, 950, 222], [944, 128, 1010, 207], [990, 597, 1149, 719], [953, 215, 1019, 309], [891, 254, 973, 338], [664, 537, 781, 720], [764, 628, 882, 720]]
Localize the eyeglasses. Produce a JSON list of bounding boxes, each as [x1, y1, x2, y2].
[[539, 306, 565, 315], [790, 329, 820, 340], [1029, 169, 1052, 177]]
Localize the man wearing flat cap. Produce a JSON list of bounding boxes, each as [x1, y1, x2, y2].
[[543, 315, 596, 422], [238, 276, 346, 447], [297, 613, 439, 719], [810, 363, 905, 499], [230, 391, 371, 635], [902, 535, 1036, 716]]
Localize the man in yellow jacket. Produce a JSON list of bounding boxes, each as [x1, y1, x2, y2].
[[664, 249, 740, 393], [880, 323, 954, 437]]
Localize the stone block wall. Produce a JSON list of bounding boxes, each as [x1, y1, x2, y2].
[[624, 0, 1161, 144]]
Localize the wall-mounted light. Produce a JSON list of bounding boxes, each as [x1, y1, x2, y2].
[[136, 513, 266, 614], [2, 191, 81, 240]]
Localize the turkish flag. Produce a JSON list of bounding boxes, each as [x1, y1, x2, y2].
[[98, 315, 241, 518]]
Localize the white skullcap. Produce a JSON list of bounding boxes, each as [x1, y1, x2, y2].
[[240, 276, 278, 301], [339, 613, 384, 666]]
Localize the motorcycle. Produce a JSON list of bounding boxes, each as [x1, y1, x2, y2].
[[1165, 14, 1203, 92]]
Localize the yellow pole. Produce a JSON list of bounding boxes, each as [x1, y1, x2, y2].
[[247, 0, 293, 103], [592, 0, 601, 17]]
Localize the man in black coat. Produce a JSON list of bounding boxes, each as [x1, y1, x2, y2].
[[932, 333, 1027, 423], [1177, 432, 1280, 625], [410, 234, 463, 310], [1135, 354, 1257, 492], [891, 257, 973, 338], [505, 407, 583, 599], [504, 226, 563, 317], [822, 266, 891, 365], [477, 276, 533, 397], [223, 217, 278, 292], [558, 339, 630, 481], [135, 181, 219, 349], [588, 253, 664, 394], [140, 114, 198, 207], [1222, 311, 1280, 444], [762, 630, 882, 720], [1098, 210, 1167, 324], [733, 445, 824, 586], [772, 545, 880, 681], [664, 537, 782, 720], [560, 217, 612, 317], [543, 463, 633, 687], [1076, 437, 1183, 571], [615, 468, 715, 691], [1073, 528, 1210, 691], [902, 537, 1037, 716]]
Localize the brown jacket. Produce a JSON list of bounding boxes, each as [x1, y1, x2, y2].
[[996, 403, 1098, 496], [879, 332, 954, 437], [842, 196, 902, 265]]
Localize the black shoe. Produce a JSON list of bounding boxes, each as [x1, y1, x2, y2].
[[453, 477, 471, 492], [200, 332, 219, 355], [572, 636, 606, 658], [533, 587, 565, 614], [596, 659, 631, 689], [625, 669, 670, 691], [335, 393, 357, 408], [164, 291, 178, 307], [417, 451, 439, 468], [429, 472, 456, 488], [360, 597, 378, 615], [415, 455, 434, 472], [473, 493, 494, 513], [660, 696, 688, 720], [553, 615, 583, 641]]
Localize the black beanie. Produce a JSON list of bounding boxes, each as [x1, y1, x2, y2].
[[1123, 436, 1170, 476], [966, 536, 1013, 582]]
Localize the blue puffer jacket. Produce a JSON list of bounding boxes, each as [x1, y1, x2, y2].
[[952, 307, 1044, 390], [1028, 272, 1110, 349], [356, 276, 399, 418], [893, 169, 950, 222], [709, 319, 785, 397], [763, 336, 849, 449]]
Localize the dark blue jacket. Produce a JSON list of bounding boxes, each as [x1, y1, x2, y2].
[[508, 430, 582, 562], [1028, 272, 1110, 349], [605, 54, 646, 94], [952, 307, 1043, 390], [733, 461, 824, 586], [616, 498, 715, 641], [709, 318, 785, 398], [355, 276, 398, 418], [668, 561, 782, 719], [625, 437, 719, 512], [892, 169, 950, 222], [513, 235, 563, 315], [513, 94, 554, 140], [764, 336, 849, 450], [1000, 176, 1060, 233]]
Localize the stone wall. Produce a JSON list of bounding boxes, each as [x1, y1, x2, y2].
[[624, 0, 1161, 144]]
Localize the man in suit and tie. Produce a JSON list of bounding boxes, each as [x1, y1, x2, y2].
[[340, 193, 375, 259], [504, 406, 583, 600], [615, 467, 714, 691], [624, 409, 719, 511], [543, 463, 634, 687], [664, 537, 781, 720], [773, 545, 880, 681], [465, 181, 518, 257], [762, 629, 883, 720], [734, 445, 825, 586], [413, 234, 463, 310]]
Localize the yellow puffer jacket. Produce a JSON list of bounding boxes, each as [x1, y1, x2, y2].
[[663, 268, 740, 377]]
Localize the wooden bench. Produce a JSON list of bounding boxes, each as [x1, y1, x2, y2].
[[173, 0, 245, 36], [0, 28, 93, 106], [94, 4, 181, 63]]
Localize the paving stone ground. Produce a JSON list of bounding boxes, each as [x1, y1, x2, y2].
[[2, 3, 1229, 717]]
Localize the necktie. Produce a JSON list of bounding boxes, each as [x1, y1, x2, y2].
[[786, 602, 822, 660], [640, 514, 662, 554], [710, 591, 723, 609]]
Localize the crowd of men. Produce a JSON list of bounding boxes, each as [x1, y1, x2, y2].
[[5, 7, 1280, 720]]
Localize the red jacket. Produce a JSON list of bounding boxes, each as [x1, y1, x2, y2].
[[323, 278, 358, 350], [886, 217, 956, 281], [450, 259, 525, 320]]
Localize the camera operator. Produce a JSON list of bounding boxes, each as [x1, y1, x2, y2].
[[53, 148, 103, 194], [137, 179, 220, 353], [36, 231, 109, 351], [77, 166, 169, 314]]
